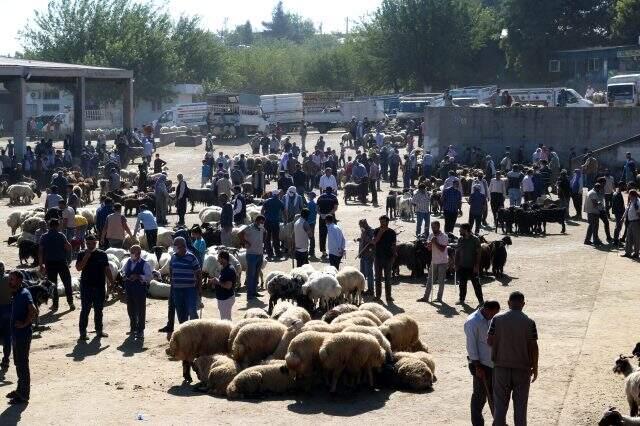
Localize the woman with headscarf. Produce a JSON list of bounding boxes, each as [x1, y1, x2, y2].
[[155, 174, 169, 225]]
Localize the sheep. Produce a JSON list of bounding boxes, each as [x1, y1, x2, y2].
[[277, 306, 311, 327], [269, 320, 305, 360], [341, 132, 352, 144], [397, 192, 414, 220], [394, 351, 437, 382], [301, 273, 342, 311], [384, 356, 435, 391], [613, 355, 640, 416], [199, 206, 222, 223], [266, 272, 308, 314], [335, 266, 365, 305], [7, 211, 23, 235], [20, 217, 45, 234], [192, 354, 240, 396], [166, 319, 233, 382], [359, 302, 393, 323], [285, 331, 331, 380], [331, 310, 382, 326], [231, 320, 287, 367], [379, 314, 428, 352], [321, 303, 359, 323], [148, 279, 171, 299], [343, 182, 360, 204], [7, 184, 36, 205], [243, 308, 270, 319], [138, 227, 174, 249], [226, 360, 296, 399], [270, 300, 295, 320], [246, 205, 262, 222], [491, 236, 512, 277], [598, 407, 640, 425], [301, 320, 342, 333], [341, 325, 392, 358], [77, 207, 97, 230], [336, 316, 379, 328], [319, 332, 385, 392], [105, 248, 129, 261]]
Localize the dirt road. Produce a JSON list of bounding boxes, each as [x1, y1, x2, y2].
[[0, 132, 633, 425]]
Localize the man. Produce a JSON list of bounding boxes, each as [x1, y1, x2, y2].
[[284, 186, 304, 223], [6, 271, 37, 405], [596, 176, 613, 242], [368, 157, 380, 205], [143, 137, 153, 164], [623, 152, 637, 185], [319, 167, 338, 194], [175, 174, 189, 226], [612, 183, 627, 246], [506, 165, 524, 207], [230, 164, 244, 187], [219, 194, 234, 247], [325, 215, 345, 269], [388, 149, 401, 188], [39, 219, 74, 311], [109, 168, 120, 192], [317, 187, 339, 258], [584, 182, 604, 246], [232, 186, 246, 226], [154, 175, 170, 226], [293, 163, 306, 195], [418, 221, 448, 303], [373, 215, 397, 302], [488, 291, 538, 426], [294, 209, 313, 267], [422, 150, 434, 178], [261, 191, 284, 259], [299, 121, 308, 151], [489, 172, 507, 226], [455, 223, 483, 306], [120, 245, 153, 340], [465, 300, 501, 426], [60, 199, 76, 261], [485, 155, 496, 180], [44, 185, 62, 212], [239, 215, 265, 300], [133, 204, 158, 249], [412, 183, 431, 236], [581, 151, 598, 190], [621, 189, 640, 258], [468, 185, 486, 235], [306, 192, 318, 258], [170, 237, 201, 325], [95, 197, 114, 245], [0, 264, 10, 370], [101, 203, 132, 249], [75, 235, 113, 340], [442, 180, 462, 233], [153, 153, 166, 174], [569, 169, 584, 219], [351, 158, 369, 203]]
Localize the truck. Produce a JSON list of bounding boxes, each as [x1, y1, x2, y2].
[[607, 74, 640, 107], [304, 98, 385, 133], [260, 93, 304, 132], [506, 87, 593, 107], [396, 94, 441, 123], [154, 93, 267, 138], [428, 86, 498, 108]]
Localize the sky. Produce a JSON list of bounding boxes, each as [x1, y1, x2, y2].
[[0, 0, 381, 56]]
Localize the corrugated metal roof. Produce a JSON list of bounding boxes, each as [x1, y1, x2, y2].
[[0, 56, 132, 79]]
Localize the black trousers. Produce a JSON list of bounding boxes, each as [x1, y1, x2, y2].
[[46, 261, 73, 306], [265, 221, 281, 257], [13, 334, 31, 400], [490, 193, 504, 225], [309, 223, 316, 256], [145, 229, 158, 249], [369, 178, 378, 205], [125, 282, 146, 334], [329, 254, 342, 269], [375, 257, 393, 299], [177, 197, 187, 224], [599, 210, 612, 240], [319, 217, 328, 253], [444, 211, 458, 233], [614, 212, 625, 241], [470, 364, 493, 426], [469, 213, 482, 234], [458, 267, 483, 304], [79, 284, 106, 335], [571, 192, 583, 217], [295, 251, 309, 267]]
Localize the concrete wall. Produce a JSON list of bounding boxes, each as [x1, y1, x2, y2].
[[423, 107, 640, 169]]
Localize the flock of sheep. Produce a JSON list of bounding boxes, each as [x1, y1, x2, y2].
[[166, 299, 434, 399]]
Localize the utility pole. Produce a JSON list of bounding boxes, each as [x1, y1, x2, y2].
[[345, 17, 349, 35]]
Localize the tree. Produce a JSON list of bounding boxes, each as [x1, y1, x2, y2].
[[612, 0, 640, 43], [21, 0, 178, 101], [224, 20, 254, 46], [262, 1, 315, 43]]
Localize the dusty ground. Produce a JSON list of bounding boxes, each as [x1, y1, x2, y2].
[[0, 132, 635, 425]]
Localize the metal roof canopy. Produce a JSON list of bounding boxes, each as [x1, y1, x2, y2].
[[0, 56, 132, 80]]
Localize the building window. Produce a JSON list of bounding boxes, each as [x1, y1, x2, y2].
[[42, 104, 59, 112], [588, 58, 601, 72], [549, 60, 560, 73], [42, 89, 60, 100]]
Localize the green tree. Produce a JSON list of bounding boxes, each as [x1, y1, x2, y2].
[[262, 1, 315, 43], [612, 0, 640, 43]]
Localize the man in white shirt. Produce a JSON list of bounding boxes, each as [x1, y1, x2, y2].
[[584, 183, 604, 246], [319, 168, 338, 194], [418, 221, 448, 303], [521, 169, 535, 202], [293, 209, 313, 267], [464, 300, 501, 426], [621, 189, 640, 258], [45, 186, 63, 211], [489, 172, 507, 226], [325, 214, 345, 269]]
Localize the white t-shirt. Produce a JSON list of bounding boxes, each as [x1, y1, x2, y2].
[[319, 175, 338, 193], [428, 232, 449, 265], [62, 206, 76, 228], [294, 217, 310, 252]]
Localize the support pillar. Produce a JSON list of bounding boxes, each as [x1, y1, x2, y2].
[[123, 78, 134, 131], [73, 77, 85, 159], [12, 77, 27, 161]]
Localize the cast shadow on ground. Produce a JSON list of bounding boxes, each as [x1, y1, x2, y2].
[[429, 301, 459, 318], [38, 308, 73, 326], [286, 388, 393, 416], [66, 337, 110, 362], [0, 402, 27, 424], [116, 335, 147, 357]]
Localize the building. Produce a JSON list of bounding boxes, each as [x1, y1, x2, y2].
[[548, 45, 640, 92]]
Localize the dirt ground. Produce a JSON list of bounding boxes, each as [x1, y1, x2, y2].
[[0, 132, 635, 425]]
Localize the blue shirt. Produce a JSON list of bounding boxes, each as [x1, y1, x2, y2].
[[307, 200, 317, 225], [192, 238, 206, 266], [11, 287, 33, 338], [170, 251, 200, 289], [469, 191, 486, 216], [202, 164, 212, 178], [263, 197, 284, 223], [442, 187, 462, 213], [135, 210, 158, 232], [96, 205, 114, 232]]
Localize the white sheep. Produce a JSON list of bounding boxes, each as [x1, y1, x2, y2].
[[231, 321, 287, 367], [613, 355, 640, 416], [270, 300, 295, 320], [319, 332, 385, 392], [77, 207, 96, 228], [302, 273, 342, 310], [277, 306, 311, 326], [227, 317, 271, 352], [358, 303, 393, 323], [397, 192, 414, 220], [105, 248, 129, 261], [269, 320, 306, 360], [246, 205, 262, 222], [149, 279, 171, 299], [335, 266, 365, 305], [331, 310, 382, 326], [20, 217, 45, 235], [138, 227, 174, 249], [202, 249, 242, 285], [199, 206, 222, 223], [321, 303, 359, 323], [243, 308, 270, 319], [7, 211, 23, 235], [7, 184, 36, 205], [226, 360, 295, 399]]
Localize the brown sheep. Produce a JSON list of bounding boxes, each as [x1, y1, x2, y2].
[[358, 302, 393, 323], [321, 303, 359, 323], [285, 331, 331, 380], [227, 317, 271, 352], [226, 360, 296, 398], [231, 321, 287, 367], [378, 314, 428, 352], [192, 354, 240, 396], [331, 310, 382, 326]]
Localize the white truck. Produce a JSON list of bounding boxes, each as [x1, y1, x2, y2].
[[305, 99, 385, 133], [396, 94, 441, 123], [607, 74, 640, 107], [506, 87, 593, 107], [427, 85, 498, 108], [260, 93, 304, 132]]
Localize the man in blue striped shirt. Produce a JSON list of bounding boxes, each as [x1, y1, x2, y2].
[[442, 180, 462, 233], [169, 237, 202, 324]]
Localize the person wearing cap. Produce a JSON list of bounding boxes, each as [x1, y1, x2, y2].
[[76, 234, 113, 340], [317, 187, 339, 258], [284, 186, 304, 223], [232, 186, 246, 226], [39, 218, 75, 311], [133, 204, 158, 249], [261, 191, 285, 259]]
